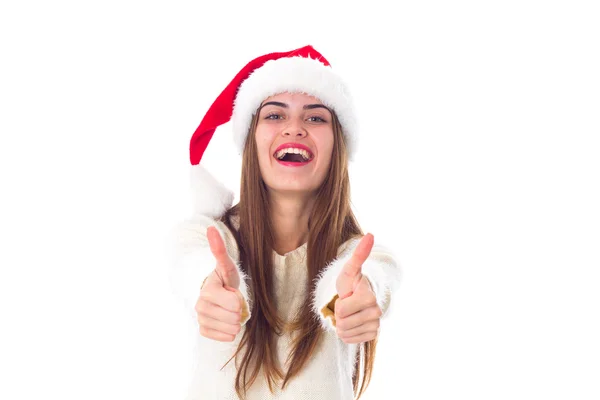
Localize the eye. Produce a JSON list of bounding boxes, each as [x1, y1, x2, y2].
[[307, 116, 327, 123], [265, 112, 283, 120]]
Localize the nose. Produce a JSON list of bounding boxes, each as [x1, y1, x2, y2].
[[282, 125, 307, 138], [282, 116, 308, 138]]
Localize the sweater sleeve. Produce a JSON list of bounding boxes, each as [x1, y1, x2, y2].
[[312, 237, 402, 331], [168, 214, 252, 325]]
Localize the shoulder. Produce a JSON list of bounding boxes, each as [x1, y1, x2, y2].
[[337, 234, 398, 266], [172, 213, 240, 262], [336, 234, 402, 296], [336, 236, 361, 258]]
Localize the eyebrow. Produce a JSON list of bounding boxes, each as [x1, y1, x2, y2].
[[259, 101, 331, 111]]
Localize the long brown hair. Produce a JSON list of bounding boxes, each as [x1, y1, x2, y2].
[[219, 109, 377, 399]]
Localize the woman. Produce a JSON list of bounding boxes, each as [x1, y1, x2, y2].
[[170, 45, 402, 400]]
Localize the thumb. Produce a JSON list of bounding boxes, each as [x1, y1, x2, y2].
[[225, 286, 249, 322], [207, 226, 240, 289], [336, 233, 374, 299], [224, 285, 245, 310]]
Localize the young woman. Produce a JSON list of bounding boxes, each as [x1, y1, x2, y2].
[[170, 45, 402, 400]]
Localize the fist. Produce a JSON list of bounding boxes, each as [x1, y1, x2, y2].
[[335, 233, 382, 344], [195, 226, 245, 342]]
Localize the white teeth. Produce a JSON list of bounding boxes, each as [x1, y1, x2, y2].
[[275, 147, 313, 160]]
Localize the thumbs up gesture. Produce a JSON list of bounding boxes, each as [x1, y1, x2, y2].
[[195, 226, 245, 342], [334, 233, 382, 344]]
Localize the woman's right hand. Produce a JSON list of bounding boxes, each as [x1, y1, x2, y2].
[[195, 226, 245, 342]]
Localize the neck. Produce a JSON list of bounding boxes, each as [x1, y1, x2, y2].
[[268, 191, 315, 256]]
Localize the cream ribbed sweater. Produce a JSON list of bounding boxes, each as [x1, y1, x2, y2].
[[169, 214, 401, 400]]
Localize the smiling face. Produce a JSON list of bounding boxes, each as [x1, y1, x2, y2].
[[254, 92, 334, 196]]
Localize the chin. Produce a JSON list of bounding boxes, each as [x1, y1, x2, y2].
[[267, 183, 320, 196]]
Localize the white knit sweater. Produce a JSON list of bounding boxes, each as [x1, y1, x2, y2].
[[169, 214, 401, 400]]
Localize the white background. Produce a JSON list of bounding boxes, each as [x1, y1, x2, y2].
[[1, 0, 599, 399]]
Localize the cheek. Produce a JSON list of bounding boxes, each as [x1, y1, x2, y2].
[[254, 129, 275, 164], [318, 133, 335, 165]]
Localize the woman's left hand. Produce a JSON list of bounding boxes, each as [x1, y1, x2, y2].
[[334, 234, 382, 344]]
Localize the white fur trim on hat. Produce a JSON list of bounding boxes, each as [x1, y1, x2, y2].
[[231, 56, 358, 160], [190, 164, 234, 218]]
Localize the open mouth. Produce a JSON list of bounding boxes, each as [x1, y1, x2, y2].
[[273, 147, 314, 165]]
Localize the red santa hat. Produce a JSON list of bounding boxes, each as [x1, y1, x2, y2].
[[189, 45, 357, 218]]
